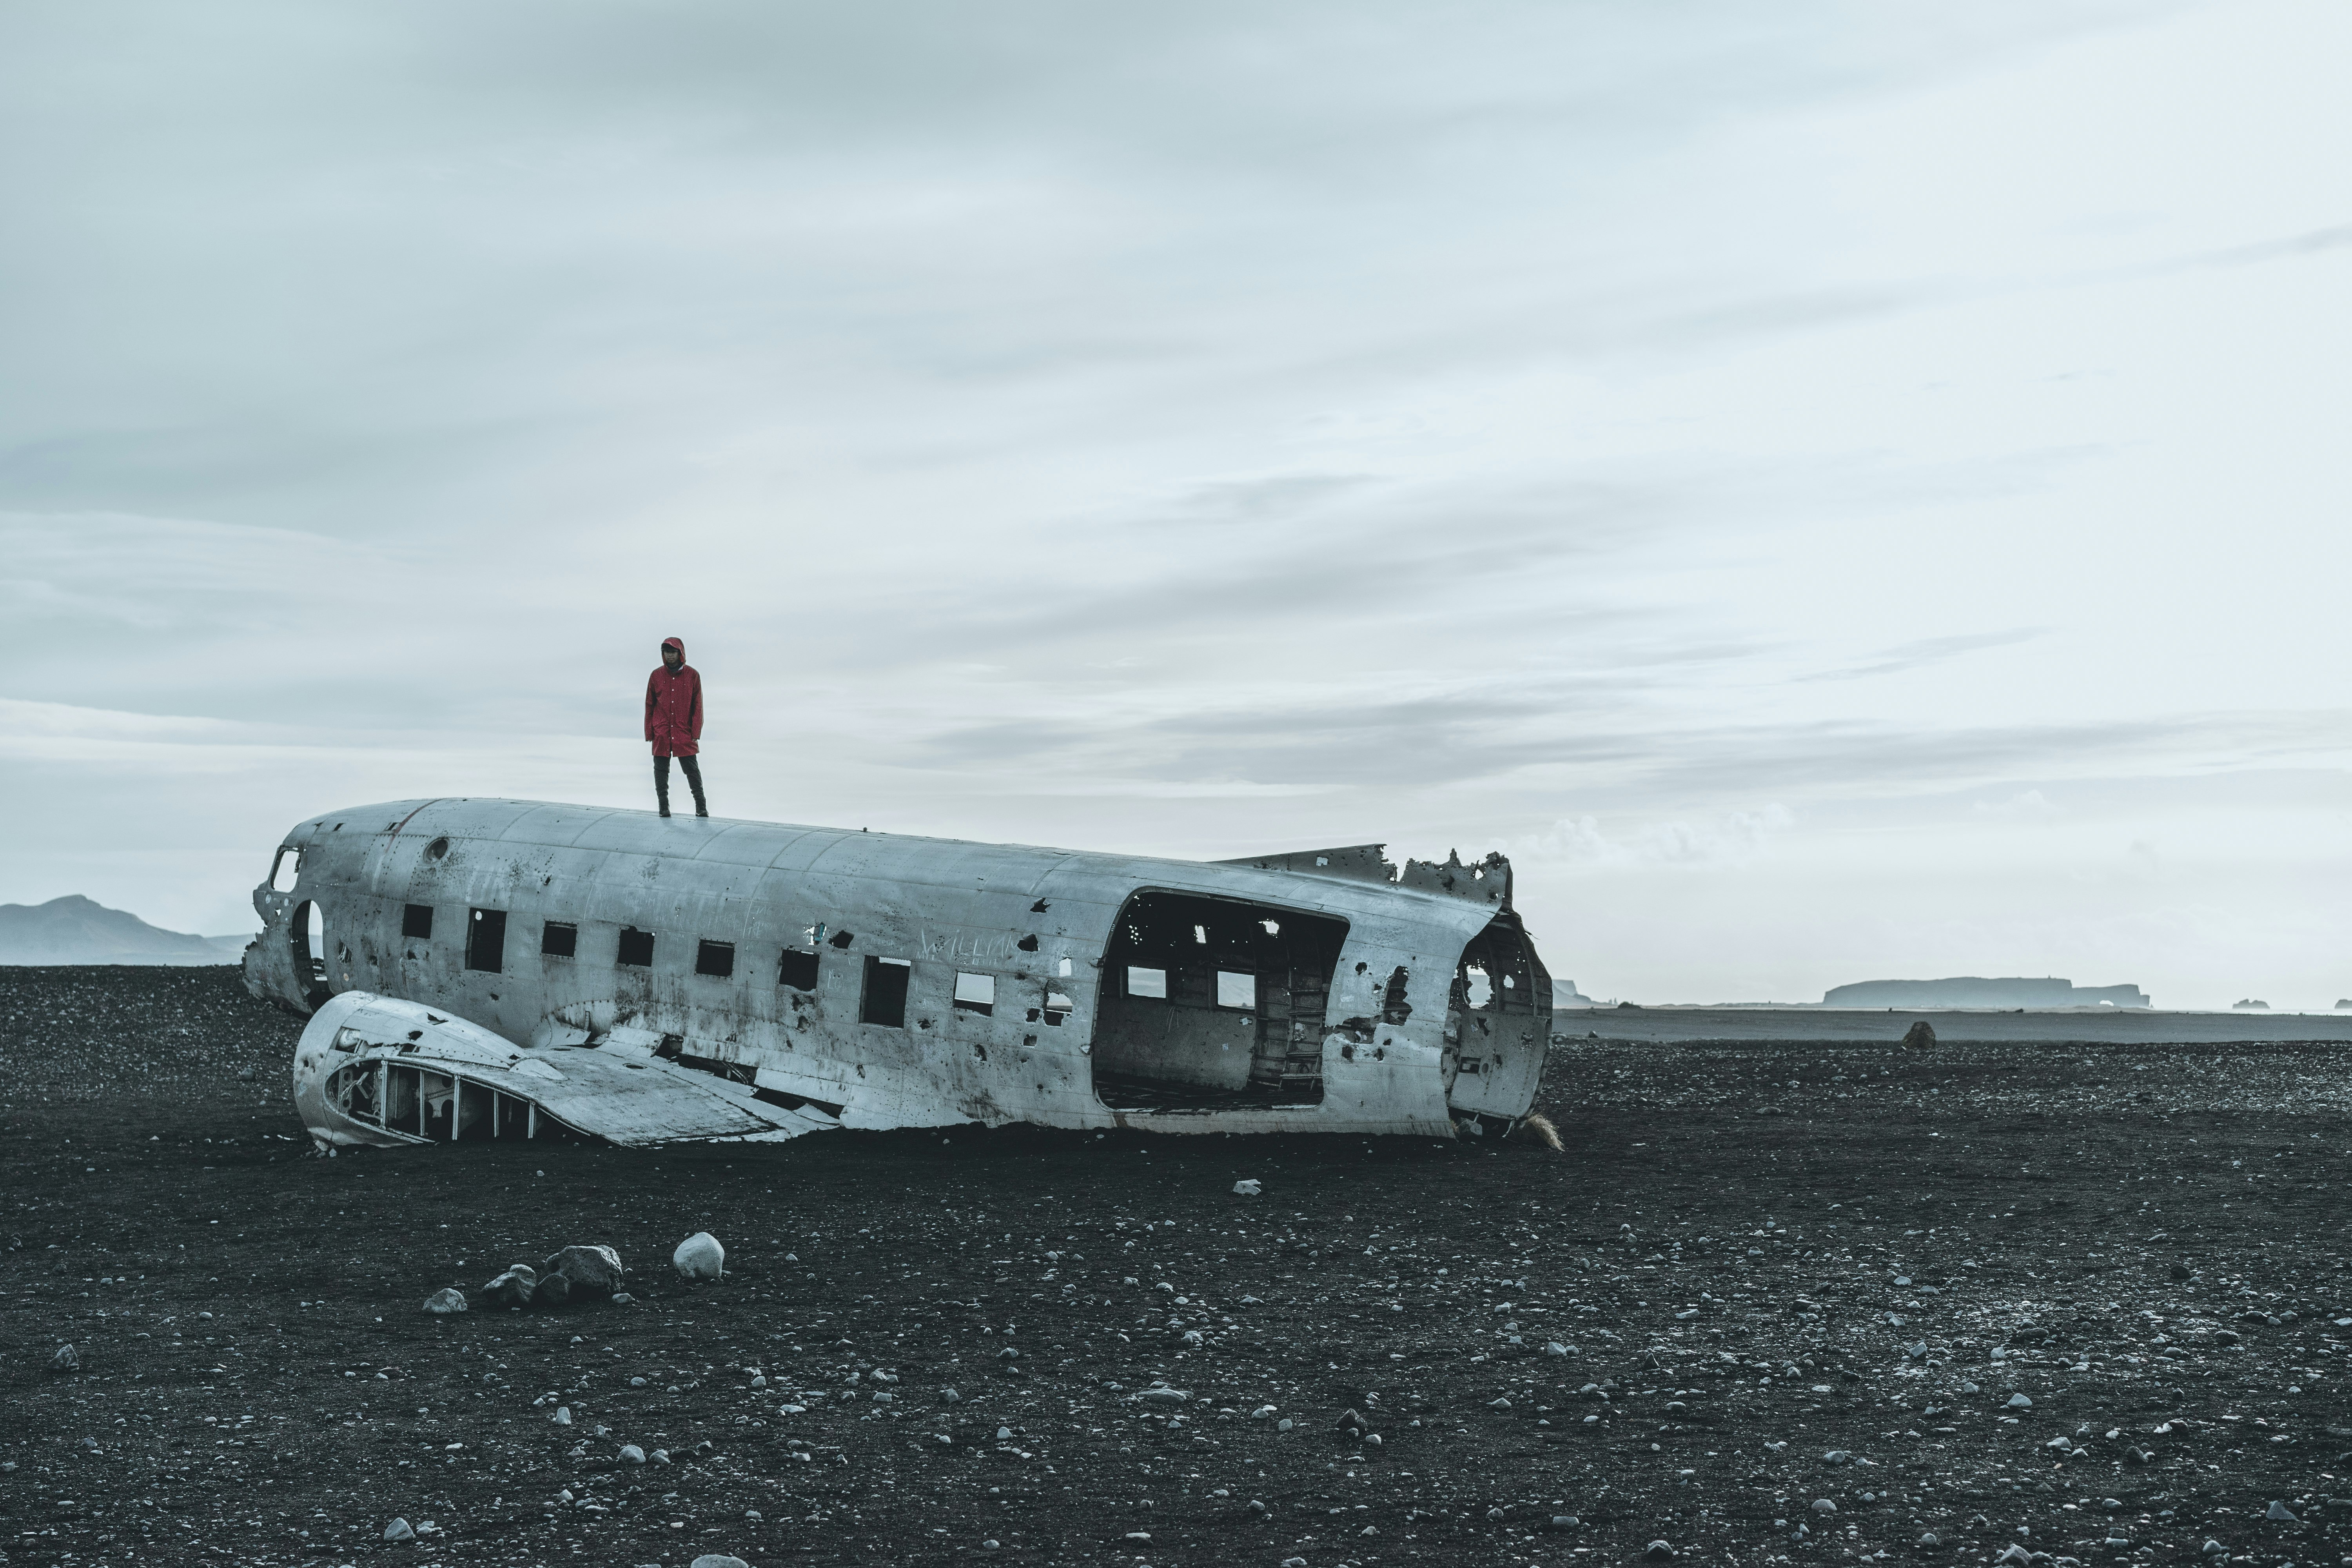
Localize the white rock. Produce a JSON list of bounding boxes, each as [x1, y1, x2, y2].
[[422, 1287, 467, 1314], [1250, 1404, 1278, 1419], [996, 1425, 1013, 1441], [1136, 1387, 1189, 1405], [690, 1557, 753, 1568], [552, 1406, 572, 1426], [1544, 1341, 1572, 1356], [619, 1444, 647, 1464], [2006, 1393, 2033, 1408], [2266, 1501, 2298, 1521], [383, 1517, 416, 1540], [1811, 1499, 1836, 1514], [673, 1232, 725, 1281], [1232, 1179, 1263, 1196]]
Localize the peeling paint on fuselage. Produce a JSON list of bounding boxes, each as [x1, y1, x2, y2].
[[251, 799, 1552, 1145]]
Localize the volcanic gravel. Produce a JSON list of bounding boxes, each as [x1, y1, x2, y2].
[[3, 967, 2349, 1568]]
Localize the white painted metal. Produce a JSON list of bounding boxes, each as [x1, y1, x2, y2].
[[252, 799, 1551, 1148]]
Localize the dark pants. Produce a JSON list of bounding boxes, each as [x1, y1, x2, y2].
[[655, 755, 706, 817]]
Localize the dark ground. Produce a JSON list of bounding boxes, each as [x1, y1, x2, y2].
[[2, 968, 2348, 1568]]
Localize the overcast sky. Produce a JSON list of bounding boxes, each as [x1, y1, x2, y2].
[[4, 0, 2347, 1008]]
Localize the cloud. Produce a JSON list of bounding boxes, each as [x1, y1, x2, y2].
[[1799, 628, 2048, 682]]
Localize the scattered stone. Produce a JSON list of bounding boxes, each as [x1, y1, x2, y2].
[[1997, 1546, 2032, 1566], [1918, 1532, 1940, 1548], [552, 1406, 572, 1426], [1823, 1449, 1853, 1465], [383, 1517, 415, 1540], [619, 1444, 647, 1464], [1901, 1021, 1935, 1047], [47, 1343, 79, 1373], [480, 1264, 537, 1309], [673, 1231, 725, 1281], [1337, 1407, 1368, 1435], [2200, 1541, 2224, 1557], [2006, 1393, 2032, 1408], [1645, 1539, 1675, 1561], [422, 1287, 467, 1314], [1136, 1387, 1188, 1405], [2266, 1501, 2298, 1521], [1811, 1499, 1837, 1515], [1249, 1499, 1268, 1514], [610, 1290, 633, 1305], [1232, 1178, 1262, 1196], [690, 1557, 752, 1568], [542, 1243, 626, 1297], [1552, 1514, 1581, 1528]]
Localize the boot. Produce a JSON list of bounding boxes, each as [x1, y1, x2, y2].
[[683, 757, 709, 818]]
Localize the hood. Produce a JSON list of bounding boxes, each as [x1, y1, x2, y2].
[[661, 637, 685, 659]]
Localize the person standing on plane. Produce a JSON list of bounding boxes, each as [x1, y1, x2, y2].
[[644, 635, 708, 818]]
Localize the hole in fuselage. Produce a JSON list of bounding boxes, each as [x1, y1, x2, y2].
[[1089, 889, 1344, 1111], [290, 900, 331, 1010]]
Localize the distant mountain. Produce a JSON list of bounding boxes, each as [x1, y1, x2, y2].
[[0, 895, 252, 966], [1821, 976, 2149, 1009]]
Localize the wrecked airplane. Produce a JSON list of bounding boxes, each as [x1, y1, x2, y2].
[[248, 800, 1552, 1151]]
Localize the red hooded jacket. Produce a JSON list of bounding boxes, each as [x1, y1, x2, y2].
[[644, 637, 704, 757]]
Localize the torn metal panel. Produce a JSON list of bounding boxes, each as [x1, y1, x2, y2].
[[293, 992, 839, 1149], [252, 799, 1552, 1150]]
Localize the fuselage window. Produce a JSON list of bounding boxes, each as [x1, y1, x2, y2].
[[269, 847, 302, 893], [953, 972, 995, 1016], [1044, 989, 1074, 1027], [465, 909, 507, 973], [617, 927, 656, 967], [696, 939, 736, 978], [402, 904, 434, 940], [1125, 965, 1168, 999], [860, 956, 911, 1028], [1216, 971, 1257, 1010], [541, 921, 578, 958], [778, 948, 820, 991]]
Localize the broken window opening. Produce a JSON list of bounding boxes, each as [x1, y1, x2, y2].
[[1092, 889, 1345, 1111], [401, 904, 434, 940], [465, 908, 507, 974], [541, 920, 578, 958], [328, 1062, 380, 1125], [1057, 957, 1073, 977], [1043, 989, 1074, 1027], [695, 939, 736, 979], [778, 947, 819, 991], [953, 972, 996, 1016], [1380, 964, 1412, 1024], [860, 956, 911, 1028], [268, 846, 301, 893], [384, 1065, 421, 1134], [617, 927, 655, 968], [1463, 965, 1493, 1010]]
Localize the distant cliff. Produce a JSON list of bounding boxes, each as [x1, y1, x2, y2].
[[0, 896, 250, 966], [1822, 976, 2149, 1009]]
